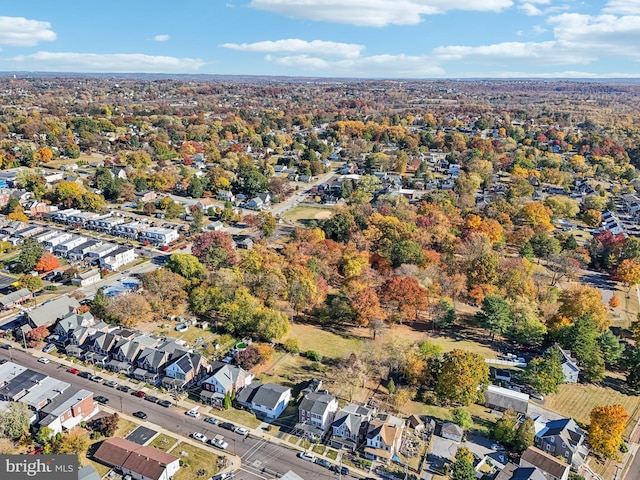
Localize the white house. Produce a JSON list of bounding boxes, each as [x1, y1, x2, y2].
[[236, 382, 291, 419], [364, 413, 405, 462], [101, 246, 137, 271], [297, 391, 339, 439], [71, 269, 101, 287], [558, 348, 580, 383], [139, 227, 179, 246]]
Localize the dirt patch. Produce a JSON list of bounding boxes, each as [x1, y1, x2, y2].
[[314, 210, 332, 220]]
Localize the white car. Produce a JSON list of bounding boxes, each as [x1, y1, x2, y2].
[[186, 410, 200, 418], [211, 438, 229, 450], [37, 358, 50, 364], [298, 451, 316, 462], [234, 427, 248, 436], [191, 432, 207, 443]]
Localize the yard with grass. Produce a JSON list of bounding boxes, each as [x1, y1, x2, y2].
[[544, 380, 640, 435], [148, 434, 178, 452], [172, 442, 221, 480], [211, 407, 262, 429], [114, 417, 138, 438], [282, 205, 333, 222], [286, 323, 363, 360], [154, 323, 217, 346]]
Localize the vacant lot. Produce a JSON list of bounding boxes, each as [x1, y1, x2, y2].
[[282, 205, 333, 222], [286, 323, 363, 360], [148, 434, 178, 452], [211, 407, 262, 429], [545, 381, 640, 434], [172, 442, 221, 480]]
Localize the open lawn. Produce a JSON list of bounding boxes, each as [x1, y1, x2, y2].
[[405, 401, 495, 436], [116, 418, 139, 438], [286, 323, 363, 360], [211, 407, 262, 429], [282, 205, 333, 222], [259, 354, 318, 390], [154, 324, 217, 346], [172, 442, 221, 480], [148, 434, 178, 452], [545, 381, 640, 434]]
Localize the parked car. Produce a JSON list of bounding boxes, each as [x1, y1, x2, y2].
[[132, 390, 146, 398], [220, 422, 235, 431], [117, 385, 131, 393], [95, 396, 109, 404], [530, 391, 544, 401], [132, 411, 147, 419], [90, 375, 104, 383], [37, 358, 50, 364], [331, 465, 349, 475], [315, 459, 332, 468], [145, 396, 159, 403], [78, 371, 92, 379], [212, 473, 234, 480], [158, 400, 172, 408], [204, 417, 219, 425], [210, 437, 228, 450], [234, 427, 248, 436], [104, 381, 118, 388], [298, 452, 316, 462], [191, 432, 207, 443], [186, 409, 200, 418], [42, 343, 56, 353], [66, 367, 80, 375]]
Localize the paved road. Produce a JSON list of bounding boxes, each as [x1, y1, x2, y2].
[[0, 347, 352, 480]]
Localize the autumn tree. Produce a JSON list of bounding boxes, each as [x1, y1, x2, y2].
[[436, 349, 489, 405], [609, 294, 620, 308], [589, 405, 628, 459], [616, 258, 640, 290], [453, 408, 473, 429], [451, 453, 475, 480], [492, 409, 518, 445], [514, 417, 535, 452], [7, 211, 28, 223], [519, 201, 554, 233], [141, 268, 188, 319], [351, 288, 386, 327], [558, 284, 609, 331], [0, 402, 30, 439], [18, 274, 43, 293], [165, 253, 206, 280], [91, 412, 119, 437], [26, 325, 50, 346], [35, 252, 60, 273], [51, 427, 89, 461], [104, 293, 153, 327], [379, 276, 428, 323], [192, 231, 238, 269]]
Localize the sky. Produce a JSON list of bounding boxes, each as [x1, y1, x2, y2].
[[1, 0, 640, 79]]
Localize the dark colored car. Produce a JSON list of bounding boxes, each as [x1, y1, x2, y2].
[[116, 385, 131, 392], [132, 390, 146, 398], [132, 411, 147, 419], [1, 344, 11, 350], [220, 422, 235, 431], [331, 466, 349, 476], [158, 399, 172, 408], [95, 396, 109, 404], [145, 396, 159, 403], [78, 371, 92, 379], [315, 459, 331, 468]]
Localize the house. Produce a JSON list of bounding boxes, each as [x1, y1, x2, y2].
[[217, 190, 235, 203], [495, 463, 547, 480], [37, 386, 95, 435], [85, 243, 118, 263], [26, 295, 80, 329], [201, 362, 253, 396], [0, 288, 33, 310], [107, 335, 158, 374], [101, 246, 137, 271], [484, 385, 529, 415], [236, 382, 291, 419], [54, 235, 88, 257], [558, 348, 580, 383], [139, 227, 179, 246], [78, 465, 101, 480], [520, 447, 571, 480], [532, 416, 587, 468], [441, 421, 464, 442], [114, 221, 148, 239], [134, 338, 186, 384], [495, 369, 512, 382], [330, 404, 374, 451], [50, 311, 96, 345], [208, 220, 224, 231], [364, 413, 405, 462], [247, 196, 265, 210], [296, 391, 339, 439], [93, 437, 180, 480], [71, 269, 101, 287], [162, 352, 210, 390], [135, 190, 157, 203], [67, 239, 103, 262]]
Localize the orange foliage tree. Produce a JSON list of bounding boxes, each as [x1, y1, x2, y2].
[[35, 252, 60, 273]]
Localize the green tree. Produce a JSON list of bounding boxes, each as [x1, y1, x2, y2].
[[16, 238, 45, 273], [436, 349, 489, 405], [223, 392, 232, 410], [566, 315, 605, 383], [389, 240, 424, 267], [258, 212, 277, 238], [451, 457, 475, 480], [453, 408, 473, 429], [509, 299, 547, 346], [166, 253, 206, 280], [255, 307, 290, 341], [514, 417, 535, 452], [599, 330, 624, 367], [492, 409, 518, 446], [476, 295, 512, 339], [524, 346, 566, 395], [0, 402, 31, 439], [322, 211, 355, 242], [18, 274, 43, 292], [529, 233, 562, 259], [35, 426, 54, 445], [433, 298, 456, 330]]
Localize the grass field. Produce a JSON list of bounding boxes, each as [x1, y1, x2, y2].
[[154, 324, 217, 346], [148, 434, 178, 452], [114, 418, 138, 438], [211, 407, 262, 429], [172, 443, 220, 480], [286, 323, 363, 360], [545, 380, 640, 434], [282, 205, 333, 222]]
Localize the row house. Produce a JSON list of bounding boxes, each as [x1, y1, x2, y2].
[[162, 352, 211, 390], [139, 227, 179, 246], [50, 311, 98, 345], [85, 243, 118, 263], [16, 225, 44, 239], [330, 404, 375, 451], [296, 391, 339, 440], [67, 239, 103, 262], [108, 335, 159, 374], [133, 338, 187, 384], [199, 362, 254, 406], [88, 215, 125, 232], [53, 235, 87, 257], [42, 232, 72, 251], [67, 211, 99, 227], [114, 221, 148, 239], [101, 246, 137, 271], [34, 229, 59, 244], [53, 209, 82, 224]]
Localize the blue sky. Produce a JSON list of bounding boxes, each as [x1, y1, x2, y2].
[[1, 0, 640, 78]]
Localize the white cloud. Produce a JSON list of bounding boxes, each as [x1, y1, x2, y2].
[[432, 41, 584, 64], [494, 70, 640, 78], [267, 53, 444, 77], [533, 25, 547, 34], [7, 52, 206, 73], [249, 0, 512, 27], [222, 39, 364, 58], [0, 16, 56, 46], [604, 0, 640, 15], [153, 34, 170, 42], [519, 3, 543, 15]]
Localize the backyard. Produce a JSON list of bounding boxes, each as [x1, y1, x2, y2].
[[171, 442, 222, 480]]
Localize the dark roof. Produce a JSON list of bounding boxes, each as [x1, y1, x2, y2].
[[0, 369, 47, 400], [521, 447, 570, 479], [0, 273, 18, 291], [27, 295, 79, 327], [78, 465, 101, 480], [299, 392, 336, 416]]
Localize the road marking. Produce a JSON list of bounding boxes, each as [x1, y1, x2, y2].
[[239, 467, 270, 480]]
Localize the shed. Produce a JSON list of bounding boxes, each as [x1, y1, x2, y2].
[[441, 421, 464, 442], [484, 385, 529, 415]]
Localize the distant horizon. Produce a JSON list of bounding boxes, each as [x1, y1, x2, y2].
[[2, 1, 640, 78]]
